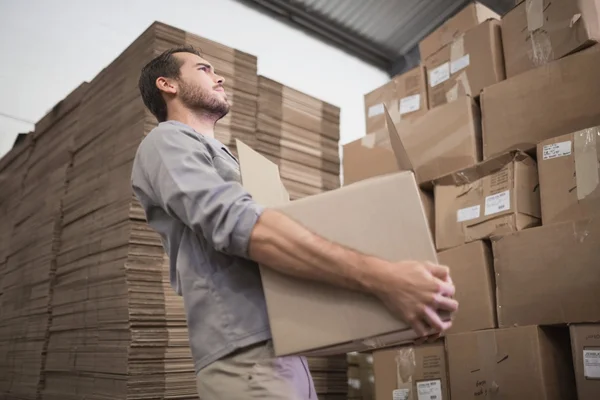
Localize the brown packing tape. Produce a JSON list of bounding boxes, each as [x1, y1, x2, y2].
[[525, 0, 544, 31], [476, 330, 500, 399], [574, 127, 600, 201], [396, 347, 416, 398]]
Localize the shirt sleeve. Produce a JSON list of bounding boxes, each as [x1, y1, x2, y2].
[[138, 130, 264, 259]]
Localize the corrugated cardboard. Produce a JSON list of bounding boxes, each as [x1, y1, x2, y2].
[[446, 326, 576, 400], [364, 81, 396, 136], [537, 127, 600, 225], [341, 132, 435, 239], [392, 65, 429, 122], [395, 95, 482, 185], [373, 342, 448, 400], [493, 217, 600, 327], [570, 324, 600, 400], [502, 0, 600, 78], [419, 2, 500, 61], [425, 20, 505, 108], [434, 151, 541, 251], [437, 241, 496, 334], [364, 66, 429, 136], [481, 44, 600, 159], [237, 109, 446, 357]]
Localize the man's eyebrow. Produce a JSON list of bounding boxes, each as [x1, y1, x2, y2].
[[195, 63, 212, 70]]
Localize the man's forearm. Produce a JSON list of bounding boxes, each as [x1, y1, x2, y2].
[[247, 209, 387, 293]]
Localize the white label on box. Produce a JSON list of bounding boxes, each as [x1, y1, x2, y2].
[[393, 389, 410, 400], [543, 141, 572, 160], [485, 190, 511, 216], [584, 350, 600, 379], [368, 103, 385, 118], [429, 63, 450, 87], [399, 94, 421, 115], [451, 54, 470, 74], [417, 379, 443, 400], [457, 205, 481, 222]]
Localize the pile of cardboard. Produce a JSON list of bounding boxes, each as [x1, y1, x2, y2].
[[346, 1, 600, 399], [347, 352, 374, 400], [256, 76, 340, 199]]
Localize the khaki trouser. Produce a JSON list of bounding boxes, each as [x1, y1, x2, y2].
[[196, 340, 317, 399]]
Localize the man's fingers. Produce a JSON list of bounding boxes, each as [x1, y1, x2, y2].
[[411, 317, 428, 337], [426, 262, 450, 280], [434, 294, 459, 312], [423, 307, 452, 333], [435, 279, 456, 297]]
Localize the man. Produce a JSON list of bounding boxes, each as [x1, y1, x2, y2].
[[131, 46, 458, 399]]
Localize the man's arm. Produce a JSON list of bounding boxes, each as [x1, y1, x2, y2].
[[136, 129, 457, 335]]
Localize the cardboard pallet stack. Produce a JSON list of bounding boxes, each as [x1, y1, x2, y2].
[[346, 1, 600, 399], [256, 76, 341, 200]]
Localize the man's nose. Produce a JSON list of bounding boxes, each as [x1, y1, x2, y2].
[[216, 75, 225, 85]]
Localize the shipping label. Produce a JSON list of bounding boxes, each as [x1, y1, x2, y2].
[[450, 54, 470, 74], [417, 379, 443, 400], [543, 141, 572, 160], [457, 205, 481, 222], [485, 190, 511, 216], [399, 94, 421, 115], [393, 388, 410, 400], [584, 349, 600, 379], [368, 103, 385, 118], [429, 63, 450, 87]]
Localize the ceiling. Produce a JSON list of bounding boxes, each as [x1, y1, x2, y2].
[[236, 0, 515, 76]]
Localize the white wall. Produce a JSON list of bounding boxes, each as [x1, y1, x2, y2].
[[0, 0, 389, 159]]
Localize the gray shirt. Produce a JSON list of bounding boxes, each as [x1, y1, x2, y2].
[[131, 121, 271, 373]]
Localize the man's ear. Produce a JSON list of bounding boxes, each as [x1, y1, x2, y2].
[[156, 77, 177, 95]]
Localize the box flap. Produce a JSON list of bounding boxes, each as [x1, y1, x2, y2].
[[236, 139, 290, 206], [384, 104, 414, 172]]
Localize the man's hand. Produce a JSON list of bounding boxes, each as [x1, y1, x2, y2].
[[371, 261, 458, 337]]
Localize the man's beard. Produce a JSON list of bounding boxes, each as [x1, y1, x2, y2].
[[179, 80, 230, 121]]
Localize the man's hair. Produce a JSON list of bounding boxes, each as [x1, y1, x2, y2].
[[138, 46, 202, 122]]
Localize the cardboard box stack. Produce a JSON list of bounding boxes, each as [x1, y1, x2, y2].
[[346, 1, 600, 398], [347, 352, 374, 400], [255, 76, 341, 200]]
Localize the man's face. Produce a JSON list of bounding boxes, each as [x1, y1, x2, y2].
[[173, 52, 230, 119]]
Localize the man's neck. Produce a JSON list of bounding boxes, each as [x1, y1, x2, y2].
[[167, 110, 216, 138]]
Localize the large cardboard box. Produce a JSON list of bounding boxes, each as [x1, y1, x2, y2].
[[425, 20, 505, 109], [237, 110, 447, 356], [434, 151, 540, 251], [419, 2, 500, 61], [493, 217, 600, 328], [373, 342, 448, 400], [502, 0, 600, 78], [437, 241, 496, 334], [446, 326, 576, 400], [537, 127, 600, 225], [364, 66, 428, 135], [396, 95, 482, 184], [481, 44, 600, 159], [570, 324, 600, 400]]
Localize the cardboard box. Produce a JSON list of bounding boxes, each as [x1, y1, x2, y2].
[[237, 110, 447, 356], [364, 80, 396, 136], [570, 324, 600, 400], [396, 95, 482, 184], [481, 44, 600, 159], [364, 66, 428, 135], [419, 2, 500, 61], [493, 217, 600, 327], [537, 127, 600, 225], [373, 342, 448, 400], [446, 326, 576, 400], [425, 20, 505, 108], [502, 0, 600, 78], [437, 241, 496, 334], [434, 151, 540, 251]]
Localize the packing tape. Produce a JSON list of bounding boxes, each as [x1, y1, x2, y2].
[[476, 330, 500, 399], [525, 0, 544, 31], [450, 35, 465, 63], [394, 346, 417, 389], [456, 71, 472, 96], [445, 84, 459, 103], [574, 127, 600, 201]]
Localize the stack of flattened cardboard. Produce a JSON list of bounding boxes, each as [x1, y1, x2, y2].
[[306, 355, 349, 400], [256, 76, 340, 200], [31, 21, 256, 400], [0, 133, 35, 397]]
